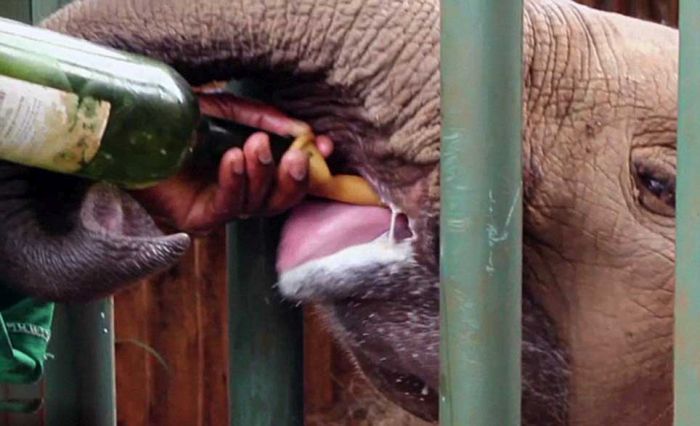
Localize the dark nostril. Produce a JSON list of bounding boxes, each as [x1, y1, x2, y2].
[[394, 213, 413, 240]]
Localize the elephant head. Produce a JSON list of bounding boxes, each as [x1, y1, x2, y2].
[[40, 0, 677, 424]]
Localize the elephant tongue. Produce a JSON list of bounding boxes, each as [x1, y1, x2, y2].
[[276, 200, 393, 273]]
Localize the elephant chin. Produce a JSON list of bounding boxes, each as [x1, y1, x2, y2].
[[0, 166, 190, 302]]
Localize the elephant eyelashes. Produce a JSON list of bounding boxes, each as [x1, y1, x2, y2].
[[634, 164, 675, 217]]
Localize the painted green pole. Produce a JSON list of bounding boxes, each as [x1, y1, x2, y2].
[[1, 1, 30, 23], [31, 0, 73, 25], [439, 0, 523, 424], [675, 1, 700, 424], [44, 301, 116, 426], [226, 75, 302, 426], [0, 3, 117, 426], [227, 219, 303, 426], [32, 2, 117, 425]]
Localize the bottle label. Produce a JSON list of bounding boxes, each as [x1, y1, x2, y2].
[[0, 75, 110, 173]]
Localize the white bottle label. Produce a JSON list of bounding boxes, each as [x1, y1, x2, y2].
[[0, 75, 110, 173]]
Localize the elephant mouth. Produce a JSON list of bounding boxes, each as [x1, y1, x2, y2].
[[276, 200, 412, 274], [190, 83, 415, 276]]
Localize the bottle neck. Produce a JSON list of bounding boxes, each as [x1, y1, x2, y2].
[[191, 115, 293, 170]]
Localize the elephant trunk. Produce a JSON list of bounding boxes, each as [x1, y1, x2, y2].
[[0, 165, 189, 302]]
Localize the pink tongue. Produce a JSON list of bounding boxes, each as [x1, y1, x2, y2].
[[276, 200, 392, 273]]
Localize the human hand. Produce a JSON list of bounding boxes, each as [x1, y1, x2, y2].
[[129, 91, 333, 235]]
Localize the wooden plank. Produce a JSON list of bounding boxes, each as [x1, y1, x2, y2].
[[669, 0, 679, 26], [0, 382, 42, 426], [145, 247, 202, 426], [195, 232, 230, 426], [114, 285, 151, 426], [113, 229, 229, 426]]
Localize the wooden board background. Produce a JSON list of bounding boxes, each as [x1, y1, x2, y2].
[[114, 230, 230, 426]]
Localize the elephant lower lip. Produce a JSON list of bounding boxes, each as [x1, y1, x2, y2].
[[276, 200, 411, 273]]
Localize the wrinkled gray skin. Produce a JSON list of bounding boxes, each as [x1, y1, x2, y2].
[[0, 164, 189, 302], [25, 0, 677, 424]]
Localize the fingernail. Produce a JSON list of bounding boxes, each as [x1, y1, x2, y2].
[[231, 150, 244, 174], [289, 120, 312, 136], [257, 148, 273, 165], [233, 158, 244, 175], [290, 163, 307, 182]]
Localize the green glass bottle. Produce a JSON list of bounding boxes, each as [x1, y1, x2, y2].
[[0, 17, 199, 188]]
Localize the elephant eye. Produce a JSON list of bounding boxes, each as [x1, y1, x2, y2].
[[634, 165, 675, 217]]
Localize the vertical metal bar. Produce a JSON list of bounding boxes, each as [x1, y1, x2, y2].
[[1, 1, 31, 22], [226, 79, 303, 426], [0, 3, 38, 424], [0, 12, 42, 426], [73, 300, 117, 425], [227, 219, 303, 426], [43, 306, 80, 426], [44, 300, 116, 426], [28, 3, 117, 426], [439, 0, 523, 424], [675, 0, 700, 423], [31, 0, 72, 25]]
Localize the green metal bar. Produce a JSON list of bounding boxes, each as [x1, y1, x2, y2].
[[44, 300, 116, 426], [40, 0, 116, 419], [0, 6, 40, 426], [1, 1, 31, 22], [226, 79, 303, 426], [227, 219, 303, 426], [0, 4, 117, 426], [43, 306, 80, 426], [439, 0, 523, 424], [31, 0, 73, 24], [675, 0, 700, 423]]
